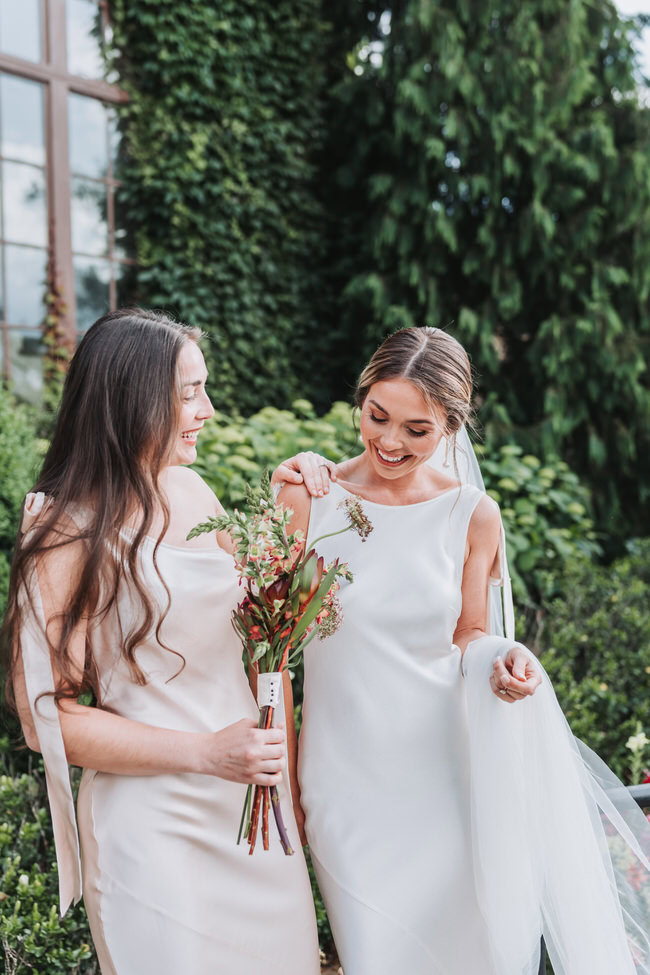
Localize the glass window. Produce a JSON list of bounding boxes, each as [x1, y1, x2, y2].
[[0, 2, 129, 399], [71, 175, 108, 255], [66, 0, 105, 79], [74, 255, 110, 331], [2, 161, 48, 246], [0, 74, 45, 165], [68, 92, 108, 178], [0, 0, 42, 64], [4, 244, 47, 325], [7, 327, 44, 403]]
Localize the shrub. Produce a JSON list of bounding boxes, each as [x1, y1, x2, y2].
[[0, 748, 97, 974], [538, 539, 650, 781], [192, 399, 360, 509], [478, 443, 601, 611], [0, 386, 46, 620]]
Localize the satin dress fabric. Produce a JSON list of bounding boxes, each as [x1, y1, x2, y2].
[[299, 481, 496, 975], [20, 494, 320, 975], [298, 481, 650, 975]]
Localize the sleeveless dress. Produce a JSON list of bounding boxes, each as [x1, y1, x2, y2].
[[20, 494, 320, 975], [299, 481, 496, 974], [299, 480, 650, 975]]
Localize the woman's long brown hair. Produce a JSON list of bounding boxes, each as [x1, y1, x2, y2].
[[2, 308, 202, 712]]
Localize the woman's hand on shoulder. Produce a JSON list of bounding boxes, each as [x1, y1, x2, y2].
[[271, 452, 338, 497]]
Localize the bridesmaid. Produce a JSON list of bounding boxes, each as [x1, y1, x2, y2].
[[3, 308, 330, 975]]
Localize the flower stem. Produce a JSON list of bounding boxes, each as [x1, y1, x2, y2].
[[308, 525, 352, 550], [270, 786, 295, 856]]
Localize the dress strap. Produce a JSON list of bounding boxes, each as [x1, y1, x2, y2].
[[20, 492, 82, 916]]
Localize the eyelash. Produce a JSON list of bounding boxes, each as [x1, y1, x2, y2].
[[369, 413, 428, 438]]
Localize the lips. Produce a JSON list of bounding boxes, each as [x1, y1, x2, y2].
[[181, 428, 201, 444], [374, 444, 410, 467]]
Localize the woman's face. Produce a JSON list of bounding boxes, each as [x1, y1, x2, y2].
[[170, 341, 214, 466], [359, 378, 445, 480]]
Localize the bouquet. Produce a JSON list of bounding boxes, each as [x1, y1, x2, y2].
[[189, 471, 372, 855]]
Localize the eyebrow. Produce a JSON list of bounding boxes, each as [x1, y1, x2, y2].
[[182, 376, 207, 388], [369, 398, 434, 426]]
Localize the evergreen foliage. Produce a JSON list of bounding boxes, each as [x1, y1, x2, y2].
[[0, 387, 44, 618], [321, 0, 650, 537], [540, 539, 650, 781], [108, 0, 328, 414]]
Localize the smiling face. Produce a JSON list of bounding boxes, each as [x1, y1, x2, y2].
[[359, 378, 446, 481], [170, 341, 214, 466]]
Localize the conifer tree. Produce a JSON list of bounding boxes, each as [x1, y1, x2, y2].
[[322, 0, 650, 535]]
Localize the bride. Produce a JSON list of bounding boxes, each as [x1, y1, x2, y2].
[[281, 326, 650, 975]]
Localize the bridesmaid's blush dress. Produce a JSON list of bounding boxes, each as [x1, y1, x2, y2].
[[20, 494, 320, 975]]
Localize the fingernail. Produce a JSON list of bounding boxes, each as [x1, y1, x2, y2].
[[318, 489, 324, 496]]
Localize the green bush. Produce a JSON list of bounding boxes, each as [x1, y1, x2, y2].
[[192, 399, 360, 508], [478, 443, 602, 610], [0, 386, 46, 620], [0, 748, 97, 974], [539, 539, 650, 781]]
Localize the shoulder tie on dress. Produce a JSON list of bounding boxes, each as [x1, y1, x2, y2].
[[19, 492, 83, 916]]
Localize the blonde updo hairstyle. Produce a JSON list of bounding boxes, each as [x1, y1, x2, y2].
[[355, 326, 474, 473]]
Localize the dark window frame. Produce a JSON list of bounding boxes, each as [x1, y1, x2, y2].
[[0, 0, 128, 382]]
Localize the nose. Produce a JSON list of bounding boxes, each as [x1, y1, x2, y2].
[[197, 391, 214, 421], [379, 426, 404, 451]]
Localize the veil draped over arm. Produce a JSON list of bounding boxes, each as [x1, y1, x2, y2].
[[430, 429, 650, 975]]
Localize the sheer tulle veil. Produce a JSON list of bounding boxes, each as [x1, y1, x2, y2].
[[429, 428, 650, 975]]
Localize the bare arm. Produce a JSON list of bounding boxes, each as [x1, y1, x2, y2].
[[16, 529, 284, 785], [454, 496, 541, 702], [453, 494, 502, 653]]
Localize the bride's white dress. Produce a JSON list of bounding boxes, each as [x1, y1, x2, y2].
[[299, 480, 650, 975]]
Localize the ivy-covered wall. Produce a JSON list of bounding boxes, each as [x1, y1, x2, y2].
[[109, 0, 329, 414]]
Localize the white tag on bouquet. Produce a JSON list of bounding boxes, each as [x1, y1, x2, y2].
[[257, 672, 283, 711]]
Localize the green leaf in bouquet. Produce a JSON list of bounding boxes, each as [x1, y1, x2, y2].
[[291, 562, 342, 643], [186, 516, 229, 540]]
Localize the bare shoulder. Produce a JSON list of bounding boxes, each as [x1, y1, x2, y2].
[[162, 465, 221, 512], [158, 466, 225, 547], [467, 493, 501, 551], [278, 481, 312, 533]]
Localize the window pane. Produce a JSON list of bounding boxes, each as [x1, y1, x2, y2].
[[2, 161, 47, 246], [74, 255, 109, 331], [66, 0, 104, 79], [0, 0, 42, 63], [7, 328, 44, 403], [4, 244, 47, 325], [71, 176, 107, 256], [0, 74, 45, 166], [69, 93, 108, 178]]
